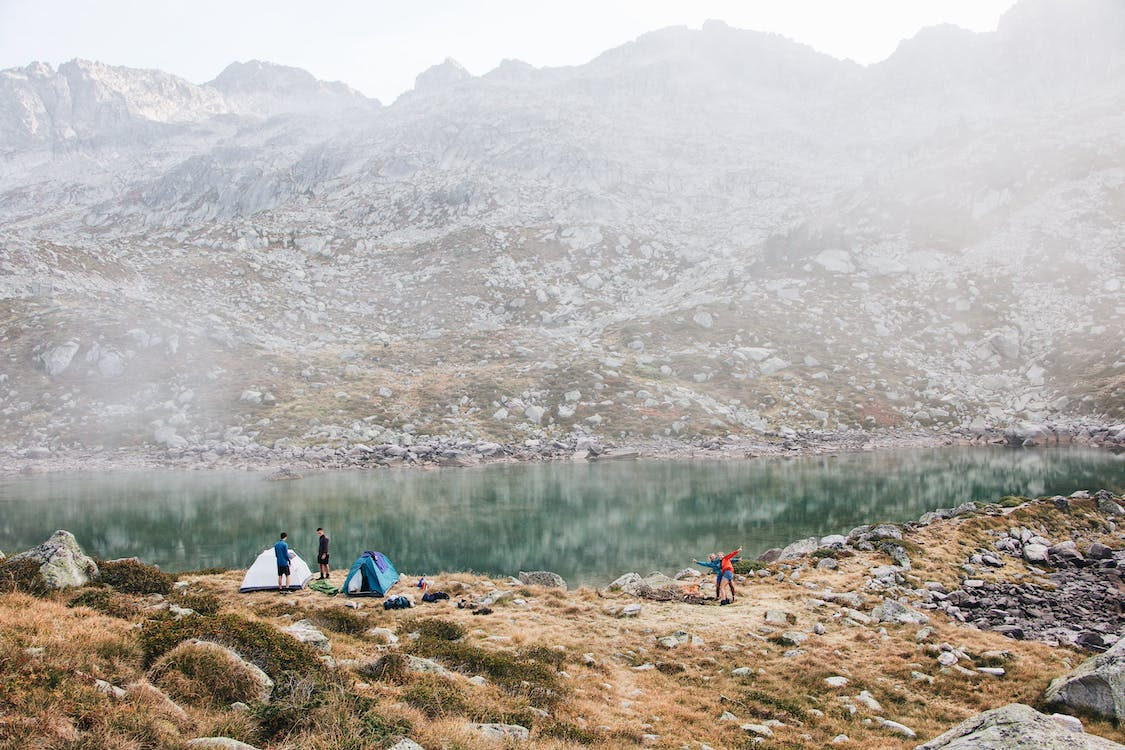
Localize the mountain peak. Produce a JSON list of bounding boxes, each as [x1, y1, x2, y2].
[[414, 57, 471, 93]]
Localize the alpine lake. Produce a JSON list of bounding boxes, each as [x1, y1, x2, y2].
[[1, 447, 1122, 586]]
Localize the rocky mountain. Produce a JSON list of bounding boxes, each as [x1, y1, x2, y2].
[[0, 0, 1122, 459]]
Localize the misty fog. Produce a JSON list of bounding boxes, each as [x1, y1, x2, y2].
[[0, 0, 1122, 466]]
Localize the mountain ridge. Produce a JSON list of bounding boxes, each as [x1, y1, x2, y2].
[[0, 0, 1121, 459]]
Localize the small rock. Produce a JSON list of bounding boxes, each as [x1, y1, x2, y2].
[[468, 723, 530, 741], [855, 691, 883, 712], [878, 718, 916, 739], [388, 740, 426, 750], [284, 620, 330, 653], [185, 739, 261, 750], [740, 723, 773, 737]]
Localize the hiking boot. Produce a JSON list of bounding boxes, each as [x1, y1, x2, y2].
[[720, 598, 731, 606]]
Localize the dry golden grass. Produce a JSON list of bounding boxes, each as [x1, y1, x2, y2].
[[2, 498, 1124, 749]]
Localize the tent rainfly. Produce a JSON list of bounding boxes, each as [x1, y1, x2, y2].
[[239, 547, 314, 592]]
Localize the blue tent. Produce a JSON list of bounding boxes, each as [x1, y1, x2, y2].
[[343, 551, 399, 597]]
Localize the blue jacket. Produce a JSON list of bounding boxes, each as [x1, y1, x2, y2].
[[274, 540, 290, 567], [695, 556, 740, 573]]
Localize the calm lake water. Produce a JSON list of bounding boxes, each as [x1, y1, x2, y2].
[[0, 448, 1122, 585]]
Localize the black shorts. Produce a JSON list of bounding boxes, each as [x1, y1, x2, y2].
[[317, 553, 330, 564], [277, 564, 291, 576]]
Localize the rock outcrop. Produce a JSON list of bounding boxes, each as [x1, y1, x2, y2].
[[6, 530, 99, 589], [915, 703, 1125, 749], [1044, 638, 1125, 722], [518, 571, 567, 589]]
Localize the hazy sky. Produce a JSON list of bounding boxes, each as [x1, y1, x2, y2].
[[0, 0, 1018, 103]]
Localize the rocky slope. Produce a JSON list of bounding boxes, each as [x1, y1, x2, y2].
[[0, 0, 1123, 460]]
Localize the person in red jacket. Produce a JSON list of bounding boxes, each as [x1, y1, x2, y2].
[[717, 546, 742, 604]]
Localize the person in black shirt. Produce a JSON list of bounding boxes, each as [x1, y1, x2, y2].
[[316, 527, 330, 580]]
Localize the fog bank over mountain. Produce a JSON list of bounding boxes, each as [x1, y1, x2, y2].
[[0, 0, 1122, 458]]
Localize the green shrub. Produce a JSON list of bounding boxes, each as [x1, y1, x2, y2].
[[172, 590, 221, 616], [176, 567, 228, 576], [150, 642, 273, 708], [523, 645, 566, 669], [403, 617, 464, 641], [811, 548, 837, 560], [743, 688, 808, 721], [732, 559, 766, 575], [139, 613, 322, 680], [540, 722, 603, 744], [359, 709, 413, 744], [0, 558, 50, 596], [252, 673, 328, 740], [67, 588, 140, 619], [312, 607, 366, 636], [99, 559, 173, 595], [356, 653, 410, 684], [406, 637, 563, 704], [403, 674, 466, 718]]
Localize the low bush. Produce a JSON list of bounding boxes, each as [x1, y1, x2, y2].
[[0, 558, 50, 596], [406, 637, 563, 705], [150, 641, 272, 708], [359, 708, 414, 745], [252, 672, 329, 740], [732, 559, 767, 575], [138, 613, 322, 680], [357, 653, 410, 684], [522, 645, 566, 669], [99, 559, 173, 595], [403, 617, 464, 641], [311, 606, 366, 636], [176, 566, 228, 576], [172, 590, 221, 616], [540, 722, 604, 744], [67, 588, 140, 619], [403, 674, 466, 718]]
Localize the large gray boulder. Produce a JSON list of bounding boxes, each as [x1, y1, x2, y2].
[[518, 570, 567, 589], [915, 703, 1125, 749], [7, 530, 99, 589], [778, 537, 818, 560], [1044, 638, 1125, 721]]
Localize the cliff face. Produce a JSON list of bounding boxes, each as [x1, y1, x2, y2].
[[0, 0, 1122, 454]]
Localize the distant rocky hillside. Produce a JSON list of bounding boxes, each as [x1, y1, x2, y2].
[[0, 0, 1122, 458]]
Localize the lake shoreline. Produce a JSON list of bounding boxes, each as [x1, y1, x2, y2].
[[1, 492, 1123, 749], [3, 422, 1122, 478]]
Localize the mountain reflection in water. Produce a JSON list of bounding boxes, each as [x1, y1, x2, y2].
[[0, 448, 1121, 585]]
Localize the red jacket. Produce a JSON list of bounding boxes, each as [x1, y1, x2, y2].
[[720, 549, 740, 573]]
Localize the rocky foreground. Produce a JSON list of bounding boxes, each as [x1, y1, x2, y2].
[[1, 491, 1124, 749]]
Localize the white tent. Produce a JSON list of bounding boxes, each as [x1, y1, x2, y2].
[[239, 547, 314, 592]]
